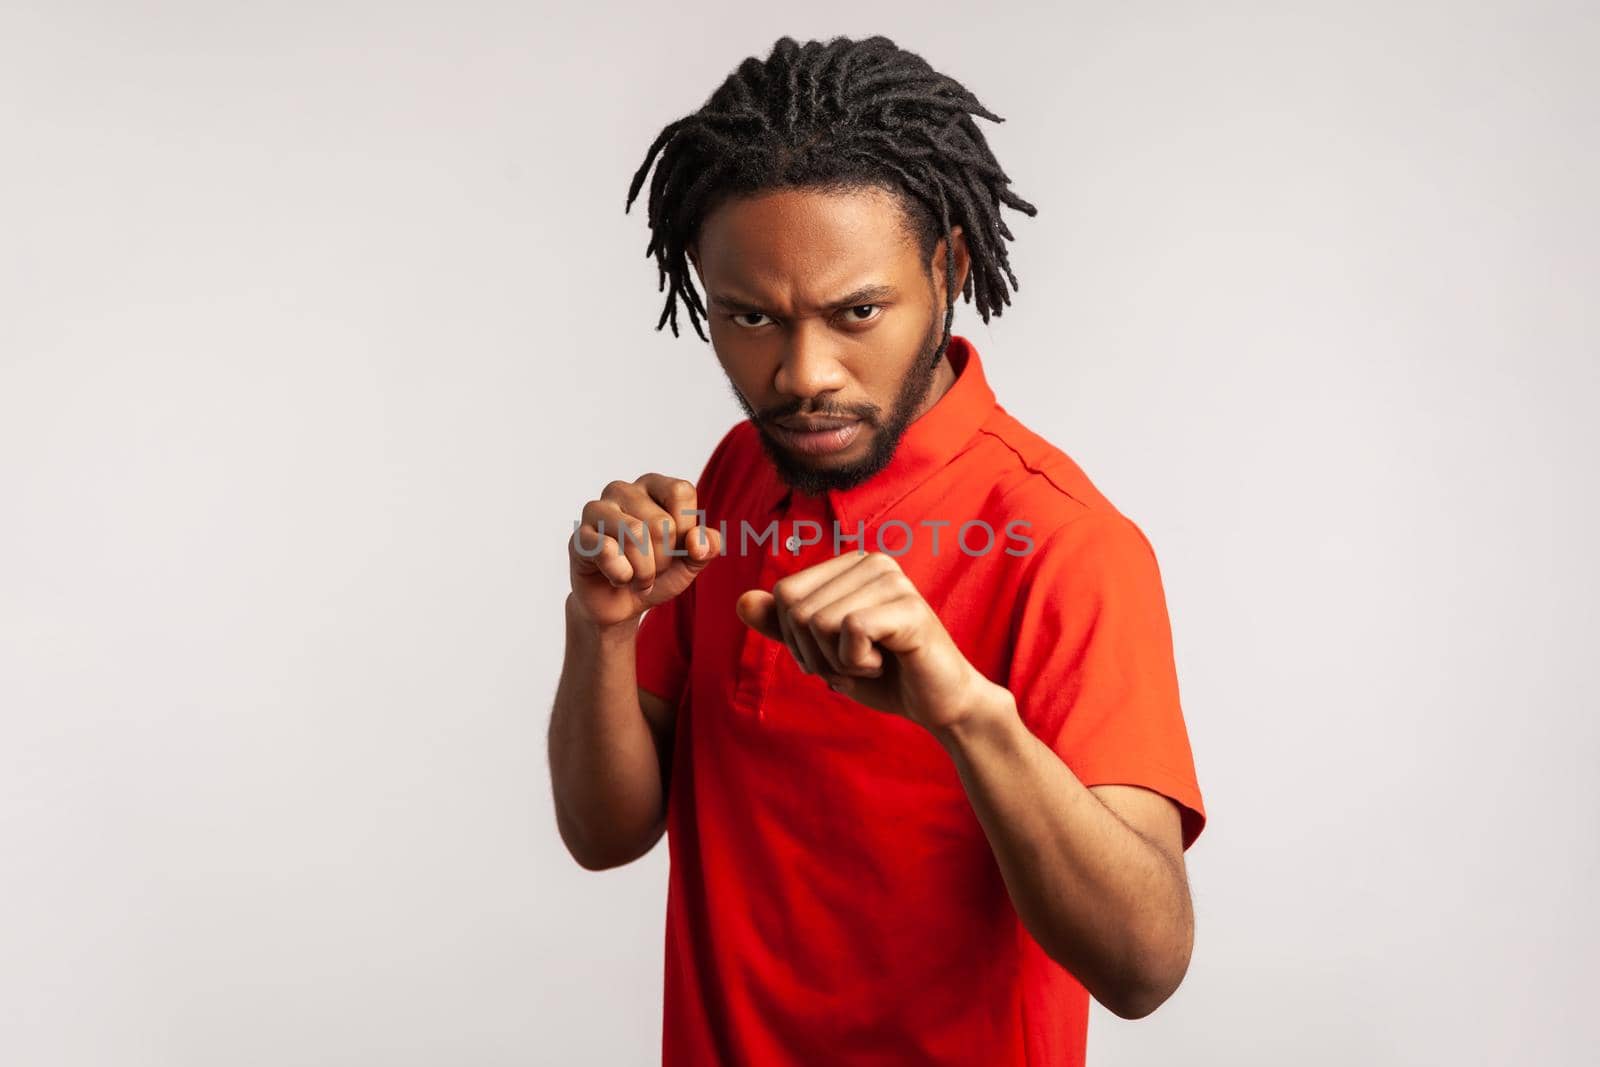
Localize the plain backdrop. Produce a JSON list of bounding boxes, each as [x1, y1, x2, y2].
[[3, 2, 1596, 1064]]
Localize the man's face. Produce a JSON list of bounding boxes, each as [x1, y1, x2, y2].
[[689, 185, 970, 495]]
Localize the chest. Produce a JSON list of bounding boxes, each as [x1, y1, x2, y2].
[[685, 504, 1025, 779]]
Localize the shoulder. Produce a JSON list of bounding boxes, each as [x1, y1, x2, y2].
[[970, 405, 1157, 565], [993, 419, 1177, 670], [694, 420, 756, 492], [689, 420, 771, 517]]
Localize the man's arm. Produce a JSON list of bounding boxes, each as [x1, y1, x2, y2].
[[933, 687, 1193, 1020], [548, 596, 675, 870], [734, 530, 1201, 1016], [549, 470, 717, 872]]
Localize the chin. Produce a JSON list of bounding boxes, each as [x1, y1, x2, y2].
[[792, 443, 859, 465]]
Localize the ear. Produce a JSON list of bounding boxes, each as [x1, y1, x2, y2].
[[930, 225, 971, 303]]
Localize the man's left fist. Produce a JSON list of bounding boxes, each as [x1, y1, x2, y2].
[[735, 550, 998, 735]]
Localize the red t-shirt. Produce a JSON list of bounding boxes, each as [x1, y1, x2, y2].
[[634, 334, 1206, 1065]]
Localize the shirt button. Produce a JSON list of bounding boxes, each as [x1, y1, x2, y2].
[[785, 534, 801, 553]]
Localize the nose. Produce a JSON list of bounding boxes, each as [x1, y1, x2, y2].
[[772, 321, 849, 402]]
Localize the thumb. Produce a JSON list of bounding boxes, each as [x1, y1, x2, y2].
[[735, 589, 783, 641], [682, 524, 721, 571]]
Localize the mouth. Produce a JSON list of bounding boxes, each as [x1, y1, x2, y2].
[[768, 417, 864, 457]]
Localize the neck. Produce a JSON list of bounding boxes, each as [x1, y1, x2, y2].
[[911, 351, 959, 424]]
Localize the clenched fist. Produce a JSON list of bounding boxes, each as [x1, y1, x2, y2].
[[735, 550, 1003, 736], [569, 473, 723, 628]]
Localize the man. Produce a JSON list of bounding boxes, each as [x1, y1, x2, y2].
[[549, 34, 1206, 1066]]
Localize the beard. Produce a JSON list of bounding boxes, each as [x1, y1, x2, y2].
[[733, 301, 951, 496]]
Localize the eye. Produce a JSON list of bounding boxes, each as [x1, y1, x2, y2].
[[730, 311, 773, 329], [841, 304, 883, 324]]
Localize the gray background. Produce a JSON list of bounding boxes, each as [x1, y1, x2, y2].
[[3, 2, 1596, 1064]]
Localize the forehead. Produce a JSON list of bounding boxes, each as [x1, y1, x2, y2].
[[694, 186, 919, 293]]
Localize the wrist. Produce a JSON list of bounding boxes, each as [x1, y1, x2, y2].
[[565, 591, 642, 645], [931, 673, 1019, 754]]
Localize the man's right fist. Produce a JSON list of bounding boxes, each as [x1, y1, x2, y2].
[[568, 472, 723, 628]]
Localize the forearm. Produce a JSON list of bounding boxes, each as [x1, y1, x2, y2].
[[548, 593, 667, 870], [933, 685, 1192, 1018]]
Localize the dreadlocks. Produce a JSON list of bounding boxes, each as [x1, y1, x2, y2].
[[624, 34, 1039, 358]]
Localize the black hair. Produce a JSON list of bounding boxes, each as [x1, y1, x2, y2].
[[624, 34, 1039, 356]]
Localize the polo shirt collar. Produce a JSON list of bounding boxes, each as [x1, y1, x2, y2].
[[761, 334, 997, 529]]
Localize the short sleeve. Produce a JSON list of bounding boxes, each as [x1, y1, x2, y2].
[[636, 580, 693, 707], [632, 422, 741, 709], [1007, 509, 1207, 849]]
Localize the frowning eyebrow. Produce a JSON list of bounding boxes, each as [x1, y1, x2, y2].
[[709, 283, 899, 314]]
